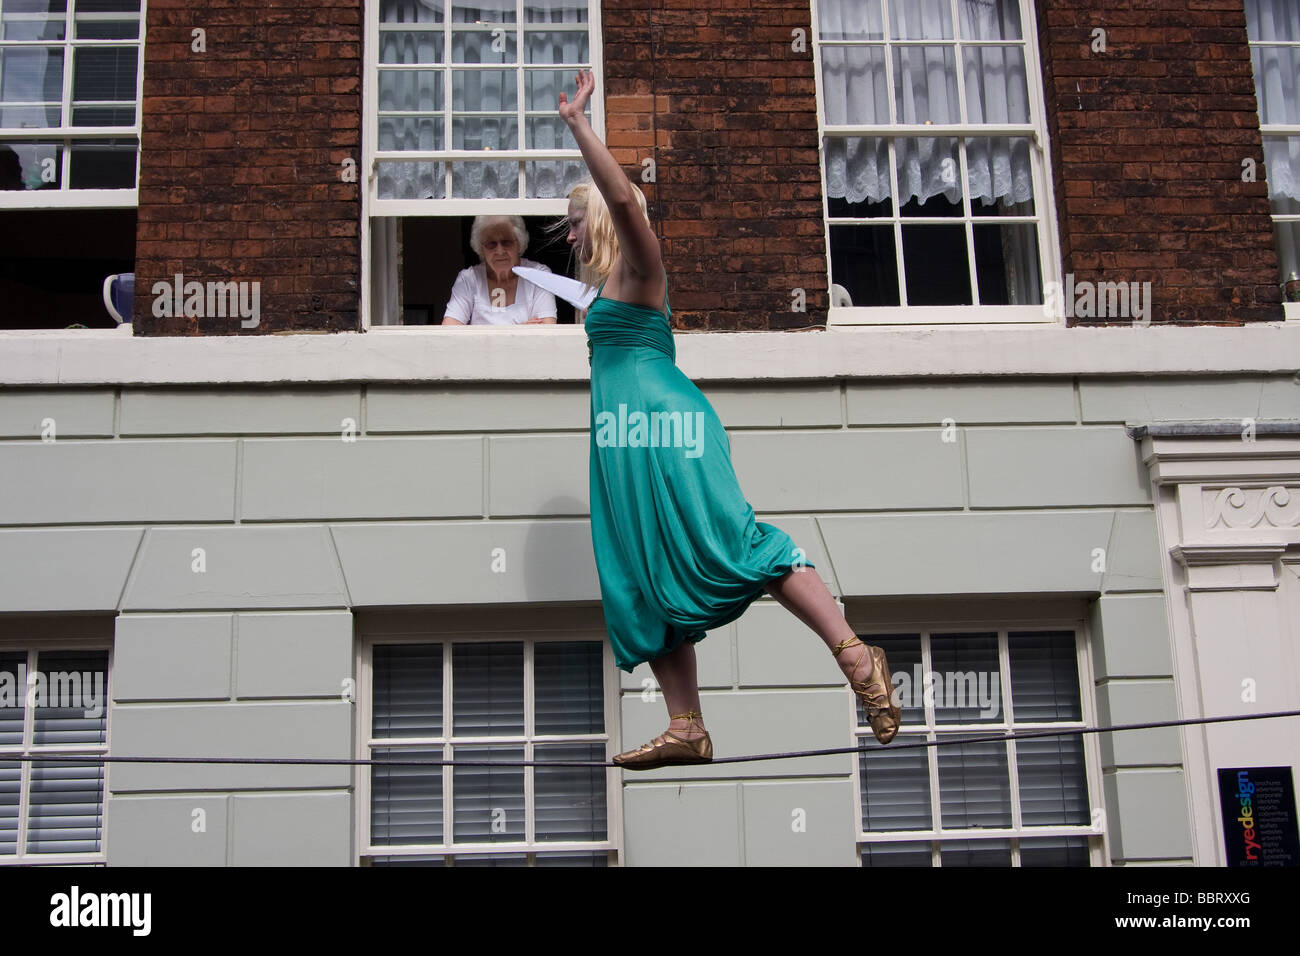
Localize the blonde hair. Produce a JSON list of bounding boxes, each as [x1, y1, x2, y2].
[[565, 178, 651, 289]]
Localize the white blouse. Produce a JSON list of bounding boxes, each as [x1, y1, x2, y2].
[[443, 259, 559, 326]]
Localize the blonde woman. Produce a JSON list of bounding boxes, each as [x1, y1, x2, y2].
[[559, 70, 900, 769]]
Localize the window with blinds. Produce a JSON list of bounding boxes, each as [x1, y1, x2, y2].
[[855, 628, 1100, 866], [362, 637, 612, 866], [0, 647, 109, 865]]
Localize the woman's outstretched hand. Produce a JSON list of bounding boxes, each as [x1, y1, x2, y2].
[[558, 69, 594, 127]]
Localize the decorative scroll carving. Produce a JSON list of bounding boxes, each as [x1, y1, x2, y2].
[[1205, 486, 1300, 529]]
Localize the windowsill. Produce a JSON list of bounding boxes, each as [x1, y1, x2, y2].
[[3, 319, 1299, 385]]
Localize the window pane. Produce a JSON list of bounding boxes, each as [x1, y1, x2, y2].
[[967, 136, 1035, 215], [380, 69, 444, 112], [892, 46, 958, 124], [0, 653, 24, 746], [829, 224, 899, 306], [1263, 136, 1300, 206], [859, 734, 931, 831], [937, 738, 1011, 828], [901, 223, 970, 304], [535, 742, 605, 841], [862, 840, 931, 866], [70, 105, 134, 125], [452, 642, 523, 736], [959, 0, 1022, 41], [3, 7, 66, 42], [373, 643, 442, 739], [453, 0, 516, 24], [1016, 737, 1089, 826], [525, 30, 588, 65], [72, 45, 136, 102], [525, 158, 584, 198], [896, 136, 961, 216], [525, 0, 588, 25], [452, 68, 516, 110], [74, 0, 140, 41], [818, 0, 883, 41], [824, 135, 891, 209], [1008, 631, 1081, 721], [1249, 44, 1300, 126], [523, 68, 575, 112], [32, 651, 108, 746], [379, 115, 445, 151], [1020, 836, 1090, 866], [453, 29, 516, 64], [381, 0, 444, 25], [67, 137, 134, 187], [962, 46, 1028, 124], [452, 744, 524, 841], [0, 762, 17, 855], [930, 633, 1001, 724], [1, 47, 64, 104], [973, 222, 1041, 305], [819, 45, 888, 125], [377, 159, 445, 199], [525, 114, 576, 149], [890, 0, 953, 40], [1242, 0, 1300, 43], [452, 159, 518, 198], [370, 853, 446, 865], [380, 30, 444, 65], [1272, 215, 1300, 287], [26, 759, 103, 853], [370, 746, 443, 845], [453, 115, 518, 150], [534, 641, 602, 735], [941, 838, 1011, 866]]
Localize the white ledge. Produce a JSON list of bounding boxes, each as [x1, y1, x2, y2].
[[1, 322, 1299, 386]]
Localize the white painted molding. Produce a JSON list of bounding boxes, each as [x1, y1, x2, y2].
[[3, 321, 1300, 386]]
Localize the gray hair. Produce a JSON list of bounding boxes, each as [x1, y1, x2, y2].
[[469, 215, 529, 258]]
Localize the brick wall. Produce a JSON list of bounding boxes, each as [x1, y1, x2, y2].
[[1034, 0, 1283, 325], [132, 0, 362, 335], [602, 0, 828, 331]]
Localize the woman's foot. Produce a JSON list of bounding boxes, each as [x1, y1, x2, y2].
[[612, 709, 713, 770], [831, 637, 901, 745]]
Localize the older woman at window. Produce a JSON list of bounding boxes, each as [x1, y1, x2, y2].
[[441, 215, 558, 326]]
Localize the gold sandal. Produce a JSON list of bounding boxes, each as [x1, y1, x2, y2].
[[612, 709, 713, 770], [832, 637, 901, 745]]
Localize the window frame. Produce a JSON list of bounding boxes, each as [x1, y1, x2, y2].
[[361, 0, 605, 331], [1245, 5, 1300, 322], [355, 626, 622, 865], [0, 634, 112, 867], [810, 0, 1062, 326], [848, 618, 1109, 866], [0, 0, 145, 209]]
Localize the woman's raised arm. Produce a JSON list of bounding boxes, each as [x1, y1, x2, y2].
[[559, 70, 662, 279]]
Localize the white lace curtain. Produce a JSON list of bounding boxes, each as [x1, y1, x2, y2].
[[820, 0, 1033, 210], [377, 0, 588, 200], [1247, 0, 1300, 204]]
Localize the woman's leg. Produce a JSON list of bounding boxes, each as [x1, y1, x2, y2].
[[646, 639, 706, 740], [764, 568, 875, 683]]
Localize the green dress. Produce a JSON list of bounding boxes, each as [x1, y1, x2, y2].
[[586, 280, 815, 673]]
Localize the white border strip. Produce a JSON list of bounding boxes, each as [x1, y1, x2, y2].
[[3, 322, 1299, 385]]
